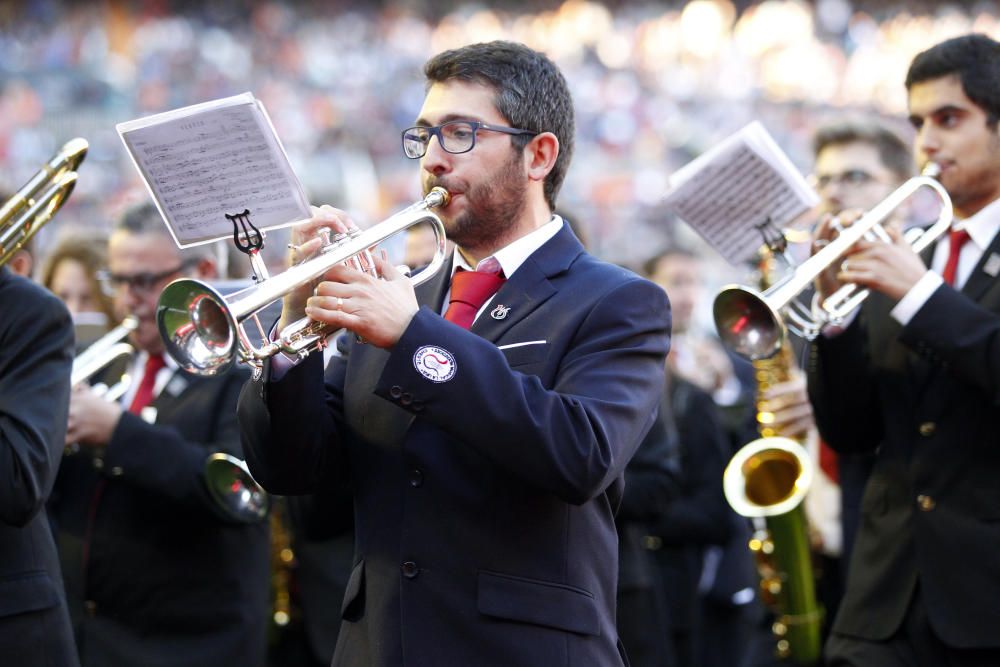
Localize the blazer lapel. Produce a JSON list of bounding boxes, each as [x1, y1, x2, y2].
[[470, 224, 583, 342], [960, 230, 1000, 305], [148, 368, 194, 423], [414, 255, 452, 314]]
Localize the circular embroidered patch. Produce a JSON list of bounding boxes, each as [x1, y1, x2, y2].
[[413, 345, 457, 383]]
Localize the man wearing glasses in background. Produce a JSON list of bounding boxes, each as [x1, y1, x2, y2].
[[49, 203, 270, 667], [807, 118, 914, 625], [239, 41, 671, 666]]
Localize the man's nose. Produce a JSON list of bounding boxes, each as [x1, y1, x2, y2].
[[421, 136, 451, 177]]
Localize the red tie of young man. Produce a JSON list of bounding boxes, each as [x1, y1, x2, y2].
[[444, 258, 506, 330], [942, 228, 971, 287], [128, 353, 167, 414]]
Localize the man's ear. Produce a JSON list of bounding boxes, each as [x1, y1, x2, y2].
[[8, 249, 33, 277], [524, 132, 559, 184]]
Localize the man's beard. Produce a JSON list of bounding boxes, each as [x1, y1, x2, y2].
[[425, 151, 527, 254]]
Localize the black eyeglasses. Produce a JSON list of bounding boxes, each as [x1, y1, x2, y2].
[[813, 169, 877, 189], [101, 263, 189, 294], [401, 120, 538, 159]]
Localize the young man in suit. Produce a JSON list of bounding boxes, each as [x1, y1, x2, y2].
[[0, 264, 79, 667], [239, 41, 672, 666], [50, 203, 270, 667], [809, 34, 1000, 666]]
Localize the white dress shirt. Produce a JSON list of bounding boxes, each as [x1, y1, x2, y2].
[[891, 196, 1000, 325]]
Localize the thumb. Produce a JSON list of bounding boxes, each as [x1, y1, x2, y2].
[[374, 251, 404, 282]]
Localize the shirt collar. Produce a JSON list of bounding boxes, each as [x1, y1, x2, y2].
[[954, 196, 1000, 251], [451, 215, 564, 278]]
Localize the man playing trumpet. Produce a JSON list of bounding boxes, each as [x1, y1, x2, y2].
[[238, 41, 671, 666], [808, 34, 1000, 666], [51, 203, 269, 667]]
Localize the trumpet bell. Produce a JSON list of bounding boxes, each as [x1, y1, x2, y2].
[[713, 285, 786, 361], [205, 453, 270, 523], [158, 280, 237, 376]]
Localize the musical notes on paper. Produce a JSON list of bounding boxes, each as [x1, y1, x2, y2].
[[118, 93, 311, 247], [663, 121, 819, 266]]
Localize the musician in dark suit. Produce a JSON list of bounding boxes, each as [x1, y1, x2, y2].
[[49, 204, 269, 667], [0, 266, 79, 667], [239, 41, 671, 666], [809, 34, 1000, 666]]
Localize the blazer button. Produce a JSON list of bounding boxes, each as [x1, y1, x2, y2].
[[409, 469, 424, 487], [390, 386, 403, 399], [641, 535, 663, 551], [916, 494, 936, 511], [84, 600, 97, 616], [400, 392, 413, 407], [401, 561, 420, 579], [918, 421, 936, 437]]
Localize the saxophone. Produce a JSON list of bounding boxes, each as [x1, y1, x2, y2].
[[721, 248, 823, 665]]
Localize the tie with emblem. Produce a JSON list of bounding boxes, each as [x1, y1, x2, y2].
[[941, 228, 971, 287], [444, 258, 506, 330], [128, 353, 167, 414]]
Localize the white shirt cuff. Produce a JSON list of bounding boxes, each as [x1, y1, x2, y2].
[[890, 271, 941, 326]]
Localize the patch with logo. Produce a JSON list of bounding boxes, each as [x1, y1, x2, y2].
[[413, 345, 457, 383]]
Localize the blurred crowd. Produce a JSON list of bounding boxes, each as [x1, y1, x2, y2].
[[2, 0, 998, 283]]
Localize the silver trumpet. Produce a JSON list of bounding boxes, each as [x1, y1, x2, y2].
[[156, 187, 450, 376], [71, 316, 138, 402], [204, 453, 270, 523], [714, 163, 953, 360]]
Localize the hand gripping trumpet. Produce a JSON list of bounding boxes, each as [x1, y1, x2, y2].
[[157, 187, 449, 376], [713, 163, 953, 360]]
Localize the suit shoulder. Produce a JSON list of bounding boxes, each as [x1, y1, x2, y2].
[[568, 253, 666, 300], [0, 271, 71, 332]]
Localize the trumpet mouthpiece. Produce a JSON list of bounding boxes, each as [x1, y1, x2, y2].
[[426, 186, 451, 208]]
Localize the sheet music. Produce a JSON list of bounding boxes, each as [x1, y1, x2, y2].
[[664, 121, 819, 266], [118, 93, 311, 248]]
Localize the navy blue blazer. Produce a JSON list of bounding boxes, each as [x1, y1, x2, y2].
[[809, 231, 1000, 649], [240, 224, 672, 667], [0, 268, 79, 667]]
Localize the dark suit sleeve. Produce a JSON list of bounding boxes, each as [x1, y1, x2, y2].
[[807, 312, 884, 454], [616, 402, 683, 522], [899, 283, 1000, 402], [0, 277, 74, 527], [239, 349, 348, 494], [652, 384, 731, 546], [97, 369, 251, 518]]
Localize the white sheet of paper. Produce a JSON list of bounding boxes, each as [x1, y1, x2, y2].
[[664, 121, 819, 266], [117, 93, 311, 248]]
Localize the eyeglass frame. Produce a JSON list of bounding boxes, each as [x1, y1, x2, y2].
[[100, 259, 197, 295], [401, 120, 539, 159], [810, 168, 883, 190]]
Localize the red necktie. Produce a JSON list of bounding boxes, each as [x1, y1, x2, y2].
[[942, 228, 971, 287], [818, 438, 839, 485], [128, 354, 167, 414], [444, 260, 506, 330]]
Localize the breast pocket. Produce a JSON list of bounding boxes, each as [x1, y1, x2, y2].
[[499, 342, 548, 368], [477, 570, 599, 636], [0, 571, 60, 618]]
